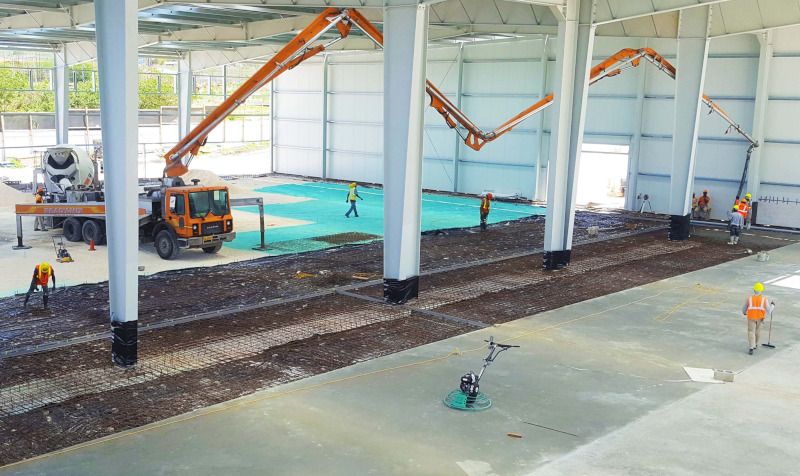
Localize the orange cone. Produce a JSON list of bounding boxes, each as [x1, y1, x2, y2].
[[89, 238, 96, 251]]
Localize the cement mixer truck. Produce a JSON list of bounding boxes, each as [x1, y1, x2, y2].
[[14, 145, 235, 259]]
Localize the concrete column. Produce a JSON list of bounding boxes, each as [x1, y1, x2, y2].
[[177, 55, 192, 139], [382, 3, 428, 304], [535, 36, 550, 201], [625, 39, 648, 211], [748, 31, 773, 224], [95, 0, 139, 367], [452, 44, 464, 193], [54, 48, 69, 145], [321, 54, 329, 178], [667, 6, 711, 240], [542, 0, 595, 270]]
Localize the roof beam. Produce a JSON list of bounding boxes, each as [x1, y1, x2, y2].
[[594, 0, 731, 26], [711, 20, 800, 38], [0, 0, 162, 30]]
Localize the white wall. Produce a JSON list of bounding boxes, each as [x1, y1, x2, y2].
[[271, 27, 800, 226]]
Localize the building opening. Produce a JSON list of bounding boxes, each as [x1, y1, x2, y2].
[[576, 143, 630, 209]]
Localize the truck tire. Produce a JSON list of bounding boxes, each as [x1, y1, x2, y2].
[[63, 217, 83, 242], [155, 230, 180, 260], [82, 219, 106, 246], [202, 243, 222, 254]]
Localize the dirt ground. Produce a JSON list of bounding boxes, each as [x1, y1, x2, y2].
[[0, 212, 795, 466]]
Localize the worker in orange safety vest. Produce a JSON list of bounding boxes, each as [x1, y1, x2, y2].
[[742, 282, 775, 355], [693, 190, 712, 219], [735, 193, 751, 224], [479, 193, 492, 231], [34, 188, 48, 231], [23, 262, 56, 309]]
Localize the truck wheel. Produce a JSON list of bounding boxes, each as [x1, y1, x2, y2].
[[202, 243, 222, 254], [155, 230, 180, 260], [63, 217, 83, 242], [82, 219, 106, 246]]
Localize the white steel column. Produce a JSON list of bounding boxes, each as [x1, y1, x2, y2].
[[177, 56, 192, 140], [625, 39, 648, 211], [382, 3, 428, 304], [542, 0, 595, 270], [321, 54, 329, 178], [95, 0, 139, 367], [269, 78, 275, 173], [452, 44, 464, 193], [535, 36, 549, 201], [54, 48, 69, 145], [667, 6, 711, 240], [748, 31, 773, 224]]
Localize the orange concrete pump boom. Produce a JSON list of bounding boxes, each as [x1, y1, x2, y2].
[[164, 8, 756, 177]]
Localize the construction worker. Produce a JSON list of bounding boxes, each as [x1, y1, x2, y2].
[[34, 188, 47, 231], [742, 282, 775, 355], [344, 182, 363, 218], [691, 193, 698, 214], [479, 193, 492, 230], [735, 193, 751, 223], [23, 262, 56, 309], [694, 190, 711, 219], [728, 205, 744, 245]]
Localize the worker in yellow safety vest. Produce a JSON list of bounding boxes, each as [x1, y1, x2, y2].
[[742, 282, 775, 355], [34, 188, 48, 231], [344, 182, 363, 218], [479, 193, 493, 231], [23, 262, 56, 309]]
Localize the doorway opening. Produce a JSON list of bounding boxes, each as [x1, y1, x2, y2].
[[576, 143, 629, 209]]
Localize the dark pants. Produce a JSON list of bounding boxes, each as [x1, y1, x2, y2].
[[346, 200, 358, 217], [480, 212, 489, 230], [25, 280, 49, 307], [730, 225, 741, 237]]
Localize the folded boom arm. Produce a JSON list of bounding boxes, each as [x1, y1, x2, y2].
[[164, 8, 757, 177]]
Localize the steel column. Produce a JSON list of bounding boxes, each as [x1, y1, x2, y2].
[[542, 0, 595, 270], [748, 31, 773, 224], [452, 44, 464, 193], [668, 6, 711, 240], [54, 48, 69, 145], [382, 3, 428, 303], [535, 36, 550, 201], [625, 39, 648, 212], [269, 78, 275, 174], [321, 54, 329, 178], [178, 56, 192, 140], [95, 0, 139, 367]]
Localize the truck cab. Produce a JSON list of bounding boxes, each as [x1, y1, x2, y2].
[[141, 182, 235, 259]]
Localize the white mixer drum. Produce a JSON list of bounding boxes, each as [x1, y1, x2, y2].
[[43, 146, 95, 191]]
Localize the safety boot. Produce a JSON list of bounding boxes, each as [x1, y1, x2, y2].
[[728, 237, 734, 245], [23, 294, 30, 307], [43, 296, 48, 309], [734, 236, 739, 245]]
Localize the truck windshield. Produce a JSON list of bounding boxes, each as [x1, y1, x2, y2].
[[188, 189, 229, 219]]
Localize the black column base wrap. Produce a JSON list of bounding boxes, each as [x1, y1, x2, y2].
[[668, 214, 691, 241], [111, 320, 138, 367], [750, 201, 758, 225], [383, 276, 420, 304], [543, 250, 571, 270]]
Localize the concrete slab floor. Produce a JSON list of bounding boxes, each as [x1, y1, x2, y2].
[[3, 243, 799, 475]]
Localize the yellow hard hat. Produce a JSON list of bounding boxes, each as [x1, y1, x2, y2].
[[350, 182, 356, 188], [733, 205, 739, 210], [745, 193, 752, 199], [754, 282, 764, 293], [40, 262, 51, 273]]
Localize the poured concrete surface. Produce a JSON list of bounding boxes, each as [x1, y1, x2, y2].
[[3, 243, 800, 475]]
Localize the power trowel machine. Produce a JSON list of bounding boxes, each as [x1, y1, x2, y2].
[[444, 337, 519, 411]]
